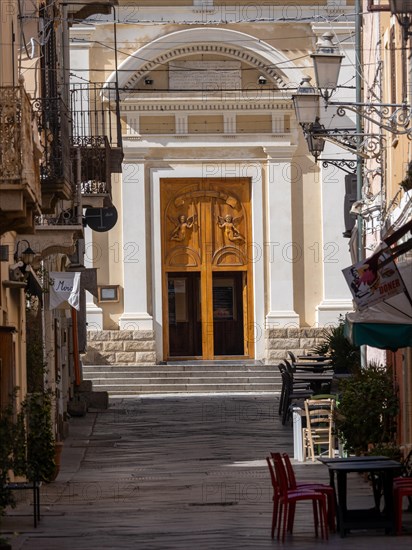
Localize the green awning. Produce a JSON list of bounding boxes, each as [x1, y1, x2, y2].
[[345, 320, 412, 350], [344, 259, 412, 351]]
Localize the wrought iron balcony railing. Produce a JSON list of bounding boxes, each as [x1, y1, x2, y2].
[[0, 84, 41, 191], [32, 96, 73, 209], [0, 83, 42, 232], [70, 82, 123, 202]]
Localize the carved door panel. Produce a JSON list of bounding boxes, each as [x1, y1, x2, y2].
[[161, 178, 253, 360]]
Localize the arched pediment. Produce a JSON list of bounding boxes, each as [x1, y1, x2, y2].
[[105, 27, 304, 92]]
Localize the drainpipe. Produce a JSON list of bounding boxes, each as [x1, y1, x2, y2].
[[355, 0, 367, 368]]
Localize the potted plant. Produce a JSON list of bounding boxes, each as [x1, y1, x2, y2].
[[25, 308, 57, 482], [311, 316, 361, 374], [0, 396, 27, 549], [334, 363, 399, 456], [23, 391, 56, 483]]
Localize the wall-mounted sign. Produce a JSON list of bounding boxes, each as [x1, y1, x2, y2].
[[84, 207, 118, 232], [342, 251, 406, 310]]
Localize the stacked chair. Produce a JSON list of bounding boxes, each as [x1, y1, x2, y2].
[[277, 362, 313, 425], [266, 452, 330, 541]]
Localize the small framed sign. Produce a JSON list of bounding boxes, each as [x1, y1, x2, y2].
[[98, 285, 120, 302]]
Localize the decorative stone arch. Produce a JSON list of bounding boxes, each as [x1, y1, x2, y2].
[[106, 27, 305, 91]]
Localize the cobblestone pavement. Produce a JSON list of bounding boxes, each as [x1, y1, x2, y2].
[[2, 394, 412, 549]]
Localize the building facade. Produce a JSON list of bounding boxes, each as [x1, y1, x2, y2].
[[70, 1, 358, 365], [1, 0, 115, 439]]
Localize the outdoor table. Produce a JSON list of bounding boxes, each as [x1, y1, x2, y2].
[[319, 457, 402, 537], [293, 361, 333, 372], [293, 371, 334, 393], [297, 354, 329, 362]]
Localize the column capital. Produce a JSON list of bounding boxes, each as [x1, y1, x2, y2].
[[311, 22, 355, 37], [122, 147, 150, 163], [263, 145, 297, 160]]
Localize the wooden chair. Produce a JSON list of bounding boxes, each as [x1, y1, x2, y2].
[[303, 398, 335, 462], [271, 452, 328, 542], [280, 452, 336, 532]]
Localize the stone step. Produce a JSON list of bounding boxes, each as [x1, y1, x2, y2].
[[90, 383, 281, 394], [86, 376, 278, 389], [82, 364, 280, 372], [83, 370, 280, 379], [82, 363, 282, 395]]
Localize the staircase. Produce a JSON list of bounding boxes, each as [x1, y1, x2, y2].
[[82, 361, 282, 396]]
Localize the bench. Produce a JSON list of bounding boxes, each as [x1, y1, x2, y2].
[[3, 480, 41, 527]]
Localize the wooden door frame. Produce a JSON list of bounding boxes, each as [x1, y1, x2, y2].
[[161, 177, 254, 361]]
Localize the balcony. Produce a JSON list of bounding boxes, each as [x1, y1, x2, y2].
[[0, 83, 42, 234], [70, 82, 123, 208], [19, 207, 84, 260], [33, 97, 73, 212]]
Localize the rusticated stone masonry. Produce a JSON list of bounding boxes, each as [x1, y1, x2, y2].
[[82, 330, 156, 365], [82, 328, 325, 365], [265, 327, 326, 364]]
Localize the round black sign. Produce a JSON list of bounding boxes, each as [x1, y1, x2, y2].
[[84, 206, 118, 232]]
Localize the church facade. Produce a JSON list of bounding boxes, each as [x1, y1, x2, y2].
[[70, 1, 356, 364]]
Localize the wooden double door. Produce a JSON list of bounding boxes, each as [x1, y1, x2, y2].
[[161, 178, 254, 360]]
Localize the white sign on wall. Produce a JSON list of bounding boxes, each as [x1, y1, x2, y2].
[[169, 60, 242, 90]]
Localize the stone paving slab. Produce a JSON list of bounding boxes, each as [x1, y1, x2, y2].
[[1, 395, 412, 549]]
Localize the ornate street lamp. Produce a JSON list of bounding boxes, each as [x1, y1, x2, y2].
[[303, 118, 325, 162], [390, 0, 412, 41], [14, 239, 36, 266], [292, 76, 320, 125], [310, 32, 344, 100]]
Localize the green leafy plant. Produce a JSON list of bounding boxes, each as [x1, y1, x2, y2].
[[400, 161, 412, 192], [0, 394, 27, 547], [311, 316, 361, 374], [335, 364, 399, 455], [23, 392, 55, 483]]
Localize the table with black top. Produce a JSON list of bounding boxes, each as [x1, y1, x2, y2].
[[319, 456, 402, 537], [293, 371, 334, 393]]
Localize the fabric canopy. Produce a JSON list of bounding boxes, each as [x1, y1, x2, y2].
[[345, 261, 412, 350]]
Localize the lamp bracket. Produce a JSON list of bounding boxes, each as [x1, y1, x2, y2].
[[311, 128, 383, 159], [321, 159, 357, 174], [329, 101, 412, 137]]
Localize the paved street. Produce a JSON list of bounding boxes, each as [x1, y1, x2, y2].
[[3, 394, 412, 549]]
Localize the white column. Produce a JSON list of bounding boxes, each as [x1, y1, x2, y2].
[[264, 147, 300, 328], [119, 150, 153, 330]]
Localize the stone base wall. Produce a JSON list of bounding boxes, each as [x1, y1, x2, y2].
[[83, 328, 325, 365], [82, 330, 156, 365], [265, 327, 326, 363]]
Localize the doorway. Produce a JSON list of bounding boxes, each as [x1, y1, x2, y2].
[[161, 178, 254, 360], [213, 272, 244, 356], [168, 273, 202, 357]]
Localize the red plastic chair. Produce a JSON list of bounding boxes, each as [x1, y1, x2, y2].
[[266, 457, 280, 539], [280, 452, 336, 532], [271, 452, 328, 542], [393, 477, 412, 534]]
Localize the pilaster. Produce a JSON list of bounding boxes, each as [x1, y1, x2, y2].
[[264, 147, 300, 329], [119, 149, 153, 330]]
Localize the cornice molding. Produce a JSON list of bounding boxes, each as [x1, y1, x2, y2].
[[121, 99, 293, 113], [123, 43, 289, 91]]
